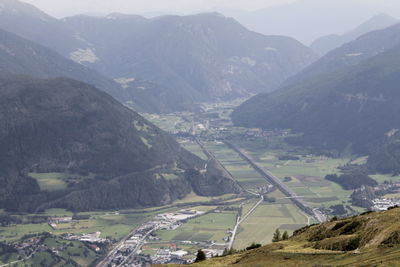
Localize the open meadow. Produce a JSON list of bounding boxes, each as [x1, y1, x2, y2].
[[233, 140, 363, 211], [233, 190, 308, 250], [204, 141, 268, 190], [154, 211, 237, 244]]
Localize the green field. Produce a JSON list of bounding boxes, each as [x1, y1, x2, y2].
[[29, 172, 69, 191], [0, 223, 53, 242], [29, 172, 94, 192], [44, 208, 74, 217], [0, 191, 237, 244], [155, 211, 237, 244], [233, 188, 308, 250], [0, 208, 172, 242], [179, 140, 208, 160], [143, 113, 192, 133], [204, 142, 268, 190], [231, 142, 361, 210], [370, 174, 400, 184]]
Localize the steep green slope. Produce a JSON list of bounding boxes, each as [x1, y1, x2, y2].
[[233, 42, 400, 155], [182, 207, 400, 267], [0, 74, 241, 212]]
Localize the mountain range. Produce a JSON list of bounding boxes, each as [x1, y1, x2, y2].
[[232, 23, 400, 161], [222, 0, 400, 45], [311, 13, 398, 55], [0, 0, 318, 113]]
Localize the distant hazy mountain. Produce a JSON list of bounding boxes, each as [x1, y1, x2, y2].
[[283, 23, 400, 87], [223, 0, 400, 45], [0, 74, 241, 212], [311, 14, 398, 55], [0, 0, 87, 56], [0, 28, 123, 99], [0, 0, 318, 113], [64, 13, 317, 104], [232, 27, 400, 158]]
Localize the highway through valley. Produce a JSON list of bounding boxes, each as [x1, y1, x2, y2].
[[224, 141, 327, 223]]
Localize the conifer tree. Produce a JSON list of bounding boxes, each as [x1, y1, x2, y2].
[[272, 229, 281, 242]]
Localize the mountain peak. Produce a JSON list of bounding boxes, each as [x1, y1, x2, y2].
[[351, 13, 398, 36], [311, 13, 399, 55], [0, 0, 50, 19]]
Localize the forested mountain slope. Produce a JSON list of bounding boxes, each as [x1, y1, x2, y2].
[[0, 74, 241, 212], [233, 44, 400, 155]]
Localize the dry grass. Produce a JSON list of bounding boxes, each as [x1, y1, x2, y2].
[[164, 208, 400, 267]]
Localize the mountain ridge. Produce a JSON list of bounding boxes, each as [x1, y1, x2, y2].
[[311, 13, 398, 55], [0, 0, 319, 113], [232, 29, 400, 158]]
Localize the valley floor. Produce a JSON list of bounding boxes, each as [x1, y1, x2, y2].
[[2, 100, 400, 266]]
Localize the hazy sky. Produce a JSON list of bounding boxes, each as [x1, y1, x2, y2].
[[22, 0, 294, 17], [20, 0, 400, 44]]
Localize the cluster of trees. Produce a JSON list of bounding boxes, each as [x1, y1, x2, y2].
[[272, 229, 289, 242], [0, 215, 22, 226], [325, 169, 378, 190], [367, 133, 400, 175], [330, 204, 347, 215], [195, 249, 206, 262], [278, 155, 300, 161]]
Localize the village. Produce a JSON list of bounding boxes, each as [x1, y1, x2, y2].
[[100, 208, 232, 267], [351, 182, 400, 211]]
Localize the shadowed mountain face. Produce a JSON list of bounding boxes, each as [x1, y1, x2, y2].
[[311, 13, 398, 55], [232, 27, 400, 156], [0, 74, 241, 212], [0, 0, 318, 113]]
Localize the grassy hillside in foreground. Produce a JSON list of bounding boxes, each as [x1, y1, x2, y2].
[[169, 207, 400, 266]]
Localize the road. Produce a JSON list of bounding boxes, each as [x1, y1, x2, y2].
[[0, 248, 37, 267], [96, 223, 147, 267], [116, 226, 160, 267], [228, 195, 264, 250], [194, 137, 244, 191], [224, 141, 326, 223]]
